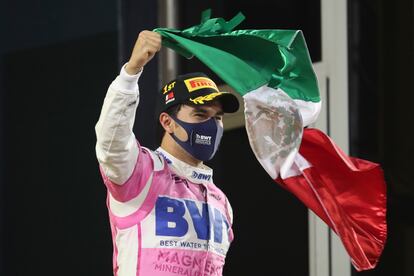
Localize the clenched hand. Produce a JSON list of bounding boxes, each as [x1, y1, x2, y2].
[[125, 30, 162, 75]]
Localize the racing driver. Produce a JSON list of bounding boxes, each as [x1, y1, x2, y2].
[[95, 30, 239, 276]]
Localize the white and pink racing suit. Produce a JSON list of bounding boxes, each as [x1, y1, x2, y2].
[[95, 66, 234, 276]]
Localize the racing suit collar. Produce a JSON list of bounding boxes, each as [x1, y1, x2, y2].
[[156, 147, 213, 185]]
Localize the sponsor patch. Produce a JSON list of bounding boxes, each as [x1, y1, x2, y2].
[[155, 196, 230, 245], [195, 134, 212, 145], [209, 193, 222, 201], [165, 92, 175, 104], [191, 171, 212, 181], [184, 77, 219, 92], [162, 81, 176, 94]]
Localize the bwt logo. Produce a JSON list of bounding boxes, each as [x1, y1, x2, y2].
[[195, 134, 212, 145], [191, 171, 212, 181], [155, 197, 229, 244]]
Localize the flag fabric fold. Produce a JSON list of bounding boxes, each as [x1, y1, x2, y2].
[[154, 10, 387, 271]]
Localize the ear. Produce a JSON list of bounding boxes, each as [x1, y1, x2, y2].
[[159, 112, 175, 134]]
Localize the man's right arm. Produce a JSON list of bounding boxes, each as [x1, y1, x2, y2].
[[95, 66, 142, 185], [95, 31, 161, 186]]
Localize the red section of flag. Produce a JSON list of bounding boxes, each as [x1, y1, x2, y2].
[[277, 128, 387, 271]]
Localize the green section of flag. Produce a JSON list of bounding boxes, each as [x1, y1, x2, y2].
[[154, 10, 320, 102]]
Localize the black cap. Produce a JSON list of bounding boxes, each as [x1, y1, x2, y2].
[[156, 72, 239, 116]]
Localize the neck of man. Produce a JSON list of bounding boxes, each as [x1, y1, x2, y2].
[[160, 134, 202, 167]]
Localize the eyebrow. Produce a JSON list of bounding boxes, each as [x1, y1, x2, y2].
[[191, 107, 224, 116]]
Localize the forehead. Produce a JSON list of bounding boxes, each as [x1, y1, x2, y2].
[[180, 101, 223, 114]]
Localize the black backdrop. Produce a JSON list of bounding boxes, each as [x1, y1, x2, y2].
[[2, 33, 117, 275], [0, 0, 119, 274]]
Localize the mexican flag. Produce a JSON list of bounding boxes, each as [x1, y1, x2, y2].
[[154, 10, 387, 271]]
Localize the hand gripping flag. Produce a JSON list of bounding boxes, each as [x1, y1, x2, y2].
[[154, 10, 387, 271]]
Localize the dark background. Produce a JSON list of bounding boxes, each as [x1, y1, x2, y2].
[[1, 0, 119, 274], [1, 0, 413, 275]]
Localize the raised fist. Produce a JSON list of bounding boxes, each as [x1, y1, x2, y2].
[[125, 30, 162, 75]]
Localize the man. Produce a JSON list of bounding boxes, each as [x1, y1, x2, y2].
[[95, 30, 239, 276]]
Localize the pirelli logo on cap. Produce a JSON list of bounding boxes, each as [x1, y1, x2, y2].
[[184, 77, 219, 93]]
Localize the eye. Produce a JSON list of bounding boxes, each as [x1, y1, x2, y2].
[[194, 113, 207, 119]]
